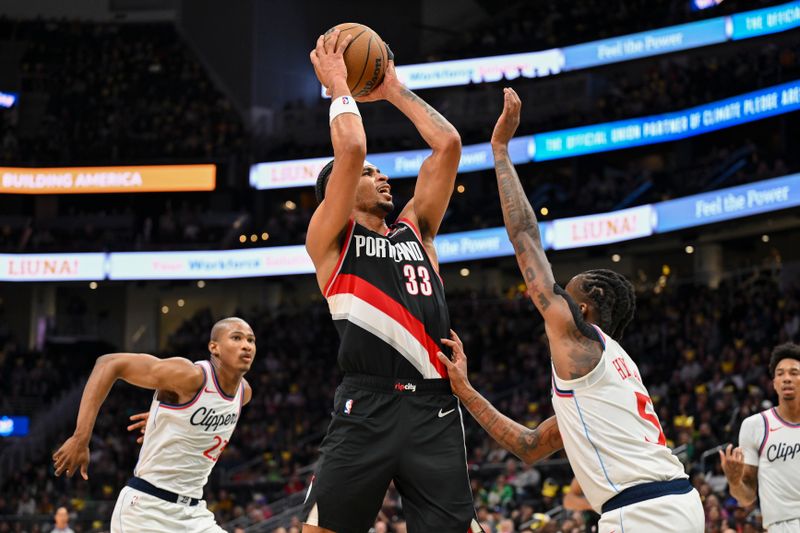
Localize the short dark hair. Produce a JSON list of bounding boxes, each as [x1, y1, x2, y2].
[[578, 269, 636, 340], [769, 342, 800, 377], [210, 317, 249, 343], [315, 159, 335, 203]]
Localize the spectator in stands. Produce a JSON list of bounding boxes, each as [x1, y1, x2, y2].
[[51, 506, 75, 533]]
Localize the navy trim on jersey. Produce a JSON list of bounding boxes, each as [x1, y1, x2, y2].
[[159, 363, 207, 410], [552, 375, 575, 398], [759, 411, 770, 456], [772, 407, 800, 427], [591, 324, 607, 349], [209, 361, 237, 400]]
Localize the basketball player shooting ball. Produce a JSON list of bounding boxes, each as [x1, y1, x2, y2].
[[52, 317, 254, 532], [721, 342, 800, 532], [303, 29, 482, 533], [436, 88, 705, 532]]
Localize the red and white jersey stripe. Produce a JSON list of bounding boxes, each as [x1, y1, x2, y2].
[[324, 219, 450, 379]]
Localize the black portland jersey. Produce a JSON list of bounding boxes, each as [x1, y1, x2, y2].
[[324, 218, 450, 378]]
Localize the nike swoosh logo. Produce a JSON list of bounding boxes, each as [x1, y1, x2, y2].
[[205, 388, 215, 394], [770, 427, 783, 432], [438, 408, 455, 418]]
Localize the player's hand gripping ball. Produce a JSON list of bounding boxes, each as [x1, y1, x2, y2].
[[324, 23, 388, 97]]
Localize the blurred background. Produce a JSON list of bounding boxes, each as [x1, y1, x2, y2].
[[1, 0, 799, 531]]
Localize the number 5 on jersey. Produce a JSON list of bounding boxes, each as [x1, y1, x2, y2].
[[635, 392, 666, 446], [403, 265, 432, 296]]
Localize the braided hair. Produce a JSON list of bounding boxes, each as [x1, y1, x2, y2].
[[578, 269, 636, 340]]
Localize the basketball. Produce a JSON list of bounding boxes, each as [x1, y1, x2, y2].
[[325, 22, 387, 97]]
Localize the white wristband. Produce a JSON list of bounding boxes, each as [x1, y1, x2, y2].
[[329, 95, 361, 125]]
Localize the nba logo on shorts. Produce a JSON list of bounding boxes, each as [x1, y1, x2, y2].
[[344, 399, 353, 414]]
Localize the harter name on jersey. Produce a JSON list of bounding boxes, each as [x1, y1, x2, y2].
[[354, 234, 424, 263], [611, 356, 642, 383], [189, 406, 238, 432]]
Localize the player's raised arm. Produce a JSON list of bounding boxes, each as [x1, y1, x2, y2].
[[53, 353, 203, 479], [491, 88, 602, 380], [360, 49, 461, 259], [437, 330, 563, 464], [306, 29, 366, 276]]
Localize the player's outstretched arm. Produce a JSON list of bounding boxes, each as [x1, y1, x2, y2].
[[53, 353, 203, 479], [491, 88, 602, 380], [720, 444, 758, 506], [306, 30, 366, 274], [437, 331, 563, 464], [364, 51, 460, 251]]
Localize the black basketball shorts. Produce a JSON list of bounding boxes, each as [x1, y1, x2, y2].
[[302, 374, 483, 533]]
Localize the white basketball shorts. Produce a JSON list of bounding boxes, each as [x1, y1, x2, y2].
[[599, 488, 704, 533], [111, 485, 225, 533]]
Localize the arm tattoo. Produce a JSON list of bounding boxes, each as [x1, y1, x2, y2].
[[462, 389, 562, 464], [537, 293, 550, 310], [399, 87, 453, 133], [524, 267, 536, 283], [496, 152, 603, 377], [566, 325, 603, 379], [495, 157, 540, 239], [553, 284, 603, 378], [495, 152, 550, 306]]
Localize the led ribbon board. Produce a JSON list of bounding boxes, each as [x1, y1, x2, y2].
[[4, 174, 799, 281], [257, 80, 800, 188], [0, 165, 216, 194], [319, 2, 800, 94]]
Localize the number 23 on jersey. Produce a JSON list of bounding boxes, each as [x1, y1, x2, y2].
[[203, 436, 228, 462]]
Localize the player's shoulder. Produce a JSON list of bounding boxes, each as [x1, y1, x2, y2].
[[741, 409, 770, 426], [167, 356, 206, 373], [242, 377, 253, 405], [739, 410, 769, 440]]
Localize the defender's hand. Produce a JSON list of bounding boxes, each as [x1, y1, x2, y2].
[[437, 330, 472, 397], [719, 444, 745, 485], [127, 411, 149, 445], [491, 87, 522, 148], [53, 435, 90, 480], [310, 29, 353, 94]]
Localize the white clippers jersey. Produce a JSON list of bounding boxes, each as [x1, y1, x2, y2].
[[134, 360, 243, 499], [739, 408, 800, 527], [551, 325, 686, 513]]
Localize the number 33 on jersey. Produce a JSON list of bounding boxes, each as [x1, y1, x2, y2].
[[324, 219, 451, 379]]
